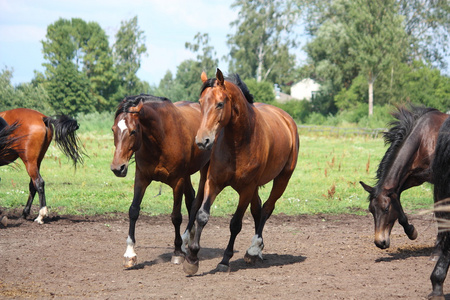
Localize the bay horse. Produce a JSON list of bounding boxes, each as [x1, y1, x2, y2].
[[429, 116, 450, 299], [0, 108, 84, 224], [110, 94, 210, 268], [360, 106, 449, 249], [182, 69, 299, 275]]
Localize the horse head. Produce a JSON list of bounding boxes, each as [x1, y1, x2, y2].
[[195, 69, 233, 151], [360, 181, 400, 249], [111, 100, 144, 177]]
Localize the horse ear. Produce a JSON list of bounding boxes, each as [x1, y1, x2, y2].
[[201, 71, 208, 83], [359, 181, 373, 193], [216, 68, 224, 86], [129, 100, 144, 113]]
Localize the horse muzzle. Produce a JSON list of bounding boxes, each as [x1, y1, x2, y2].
[[111, 163, 128, 177], [195, 136, 214, 151]]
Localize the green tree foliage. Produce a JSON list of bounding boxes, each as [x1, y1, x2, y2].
[[243, 78, 275, 103], [0, 68, 53, 114], [227, 0, 299, 85], [42, 18, 117, 114], [46, 61, 94, 115], [399, 0, 450, 68], [113, 16, 148, 96]]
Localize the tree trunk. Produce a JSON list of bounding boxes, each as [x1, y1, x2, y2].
[[368, 71, 374, 116], [256, 43, 264, 82]]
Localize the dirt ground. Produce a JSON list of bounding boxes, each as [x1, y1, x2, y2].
[[0, 208, 447, 299]]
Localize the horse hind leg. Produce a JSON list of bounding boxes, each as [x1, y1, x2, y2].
[[245, 172, 293, 264], [33, 174, 47, 224], [23, 179, 37, 218]]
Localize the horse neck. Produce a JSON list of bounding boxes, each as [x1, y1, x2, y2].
[[376, 132, 422, 195], [226, 85, 255, 136], [138, 103, 169, 146]]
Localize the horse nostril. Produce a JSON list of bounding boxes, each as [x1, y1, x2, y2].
[[204, 138, 210, 146], [120, 164, 126, 172]]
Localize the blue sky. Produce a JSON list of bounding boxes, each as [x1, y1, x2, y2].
[[0, 0, 244, 86]]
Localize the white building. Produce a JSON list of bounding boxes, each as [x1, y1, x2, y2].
[[290, 78, 321, 102]]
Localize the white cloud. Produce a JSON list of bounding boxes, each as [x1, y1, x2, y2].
[[0, 25, 46, 43]]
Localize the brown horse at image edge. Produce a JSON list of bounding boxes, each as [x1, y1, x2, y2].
[[182, 69, 299, 275], [110, 95, 210, 268], [0, 108, 84, 224]]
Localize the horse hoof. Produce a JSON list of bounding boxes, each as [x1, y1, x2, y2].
[[428, 292, 444, 300], [171, 255, 185, 265], [408, 227, 418, 240], [123, 256, 137, 268], [34, 218, 44, 225], [183, 259, 199, 275], [216, 263, 230, 273], [244, 252, 263, 265], [1, 216, 8, 227]]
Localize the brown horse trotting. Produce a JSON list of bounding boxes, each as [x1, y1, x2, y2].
[[360, 106, 449, 250], [182, 69, 299, 275], [0, 108, 84, 224], [110, 95, 210, 268]]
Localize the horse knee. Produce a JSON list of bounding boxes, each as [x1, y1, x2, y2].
[[196, 209, 209, 227], [171, 212, 182, 227]]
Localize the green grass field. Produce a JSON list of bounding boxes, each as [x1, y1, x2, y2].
[[0, 117, 434, 218]]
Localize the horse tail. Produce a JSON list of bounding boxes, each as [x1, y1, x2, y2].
[[0, 119, 21, 165], [432, 117, 450, 203], [44, 115, 85, 167]]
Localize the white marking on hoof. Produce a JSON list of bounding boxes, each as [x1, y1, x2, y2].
[[34, 207, 48, 224], [124, 236, 137, 259], [118, 119, 127, 132], [246, 234, 264, 260], [1, 216, 8, 227]]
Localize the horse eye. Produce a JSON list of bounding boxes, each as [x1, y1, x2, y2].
[[216, 102, 224, 109], [130, 130, 136, 136]]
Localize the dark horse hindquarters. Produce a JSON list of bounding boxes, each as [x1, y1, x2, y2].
[[429, 117, 450, 299]]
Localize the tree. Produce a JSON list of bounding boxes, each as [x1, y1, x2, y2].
[[45, 60, 94, 115], [227, 0, 299, 84], [42, 18, 117, 113], [113, 16, 147, 96]]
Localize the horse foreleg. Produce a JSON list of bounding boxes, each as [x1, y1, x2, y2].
[[124, 176, 149, 268], [395, 195, 418, 240], [181, 166, 207, 255], [183, 181, 219, 275], [171, 179, 187, 264], [430, 233, 450, 299], [245, 174, 292, 264], [217, 189, 254, 272]]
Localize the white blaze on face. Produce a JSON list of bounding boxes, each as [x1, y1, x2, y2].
[[124, 236, 137, 258], [117, 119, 127, 133]]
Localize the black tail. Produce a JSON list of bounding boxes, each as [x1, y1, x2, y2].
[[0, 119, 21, 165], [44, 115, 85, 167], [432, 117, 450, 203]]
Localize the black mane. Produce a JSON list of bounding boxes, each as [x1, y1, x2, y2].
[[200, 73, 254, 104], [115, 94, 170, 119], [373, 105, 439, 192]]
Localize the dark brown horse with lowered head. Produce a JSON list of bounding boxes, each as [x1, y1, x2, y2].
[[110, 94, 210, 268], [0, 108, 84, 224], [429, 116, 450, 299], [182, 69, 299, 275], [360, 106, 448, 249]]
